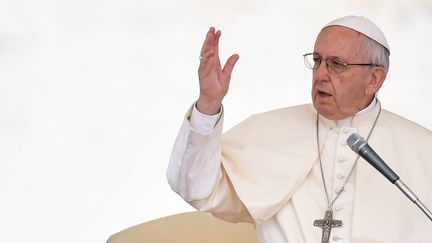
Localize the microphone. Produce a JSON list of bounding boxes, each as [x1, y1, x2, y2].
[[346, 133, 399, 183], [347, 133, 432, 221]]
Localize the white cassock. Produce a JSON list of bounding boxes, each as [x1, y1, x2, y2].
[[167, 100, 432, 243]]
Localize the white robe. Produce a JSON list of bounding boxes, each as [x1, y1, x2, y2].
[[167, 103, 432, 243]]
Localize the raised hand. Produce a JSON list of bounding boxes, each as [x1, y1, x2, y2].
[[197, 27, 239, 115]]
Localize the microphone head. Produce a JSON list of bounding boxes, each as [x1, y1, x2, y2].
[[347, 133, 367, 153]]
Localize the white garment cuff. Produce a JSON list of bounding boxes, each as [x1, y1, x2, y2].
[[190, 102, 222, 135]]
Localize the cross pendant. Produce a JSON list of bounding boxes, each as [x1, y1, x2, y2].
[[314, 209, 342, 243]]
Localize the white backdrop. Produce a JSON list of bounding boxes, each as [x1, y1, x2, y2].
[[1, 0, 431, 242]]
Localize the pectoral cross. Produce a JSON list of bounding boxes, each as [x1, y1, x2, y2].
[[314, 210, 342, 243]]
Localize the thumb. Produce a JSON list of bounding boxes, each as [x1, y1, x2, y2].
[[223, 54, 240, 79]]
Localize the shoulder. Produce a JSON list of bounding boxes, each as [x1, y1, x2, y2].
[[246, 103, 316, 124], [223, 104, 317, 141], [376, 109, 432, 193], [380, 109, 432, 139]]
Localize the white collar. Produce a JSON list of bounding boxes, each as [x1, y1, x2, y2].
[[336, 96, 377, 127]]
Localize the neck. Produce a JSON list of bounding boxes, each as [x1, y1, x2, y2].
[[336, 96, 377, 127]]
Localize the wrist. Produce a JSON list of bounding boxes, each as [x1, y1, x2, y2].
[[196, 98, 222, 115]]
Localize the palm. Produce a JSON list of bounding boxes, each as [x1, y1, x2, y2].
[[197, 27, 239, 115]]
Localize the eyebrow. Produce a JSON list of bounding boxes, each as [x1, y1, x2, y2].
[[313, 52, 348, 62]]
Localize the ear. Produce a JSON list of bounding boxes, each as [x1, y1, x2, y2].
[[365, 67, 386, 95]]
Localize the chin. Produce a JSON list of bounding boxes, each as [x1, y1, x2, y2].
[[313, 101, 336, 119]]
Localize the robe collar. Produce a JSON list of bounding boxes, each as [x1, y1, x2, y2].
[[318, 97, 380, 129]]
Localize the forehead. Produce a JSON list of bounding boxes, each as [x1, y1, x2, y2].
[[314, 26, 365, 60]]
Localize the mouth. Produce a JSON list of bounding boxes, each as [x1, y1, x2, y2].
[[317, 90, 332, 97]]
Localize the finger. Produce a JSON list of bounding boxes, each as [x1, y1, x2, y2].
[[214, 29, 221, 58], [199, 49, 215, 63], [200, 27, 216, 56], [223, 54, 240, 78]]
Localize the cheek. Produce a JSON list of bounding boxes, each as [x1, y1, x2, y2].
[[311, 77, 317, 95], [331, 80, 352, 104], [334, 76, 367, 105]]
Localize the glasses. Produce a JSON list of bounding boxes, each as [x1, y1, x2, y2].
[[303, 53, 377, 74]]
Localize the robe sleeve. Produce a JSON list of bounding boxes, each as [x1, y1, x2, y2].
[[166, 106, 253, 223]]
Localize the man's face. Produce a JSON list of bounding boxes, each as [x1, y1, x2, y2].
[[311, 26, 375, 120]]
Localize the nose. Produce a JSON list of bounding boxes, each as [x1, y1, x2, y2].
[[314, 59, 330, 81]]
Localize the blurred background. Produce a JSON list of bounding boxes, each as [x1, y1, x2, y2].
[[1, 0, 431, 242]]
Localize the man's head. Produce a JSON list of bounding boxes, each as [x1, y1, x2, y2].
[[310, 16, 390, 120]]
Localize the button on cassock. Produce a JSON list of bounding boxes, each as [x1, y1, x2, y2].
[[334, 206, 343, 212], [333, 235, 343, 241], [335, 187, 345, 194]]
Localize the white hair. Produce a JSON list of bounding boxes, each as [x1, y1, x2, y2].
[[362, 35, 390, 72]]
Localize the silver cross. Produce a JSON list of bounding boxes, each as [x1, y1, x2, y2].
[[314, 210, 342, 243]]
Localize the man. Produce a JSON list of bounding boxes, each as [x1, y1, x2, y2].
[[167, 16, 432, 242]]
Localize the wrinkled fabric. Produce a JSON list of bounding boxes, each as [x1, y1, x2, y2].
[[168, 103, 432, 243]]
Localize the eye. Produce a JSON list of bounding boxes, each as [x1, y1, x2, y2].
[[312, 54, 321, 67], [328, 58, 346, 73]]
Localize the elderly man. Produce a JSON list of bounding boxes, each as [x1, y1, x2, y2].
[[167, 16, 432, 242]]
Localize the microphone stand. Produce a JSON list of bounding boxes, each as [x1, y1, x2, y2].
[[394, 179, 432, 221]]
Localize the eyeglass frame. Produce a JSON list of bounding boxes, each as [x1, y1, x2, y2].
[[303, 52, 380, 74]]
